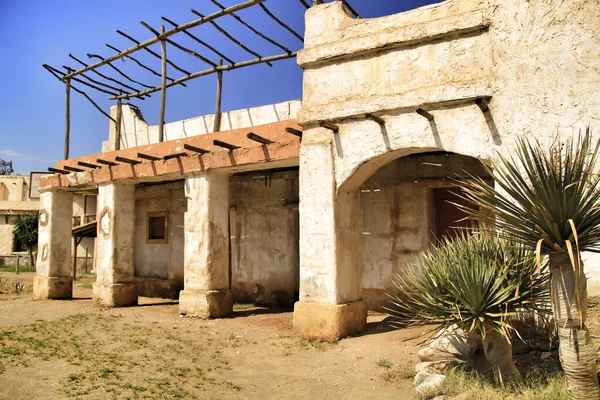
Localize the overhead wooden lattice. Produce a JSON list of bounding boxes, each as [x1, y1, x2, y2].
[[42, 0, 360, 165]]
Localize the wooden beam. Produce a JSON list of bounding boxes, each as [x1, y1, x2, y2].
[[213, 59, 223, 133], [87, 53, 154, 89], [365, 113, 385, 126], [137, 152, 161, 161], [210, 0, 293, 54], [96, 159, 118, 166], [64, 73, 71, 160], [247, 132, 274, 145], [213, 139, 240, 151], [191, 9, 273, 66], [48, 167, 69, 175], [77, 161, 101, 169], [285, 127, 303, 137], [184, 144, 210, 154], [416, 108, 434, 121], [140, 21, 217, 67], [319, 121, 339, 133], [104, 45, 186, 87], [159, 25, 167, 143], [161, 16, 235, 64], [115, 156, 141, 165], [111, 52, 296, 100], [117, 29, 190, 76], [163, 152, 188, 160], [259, 3, 303, 42], [476, 97, 490, 113], [64, 0, 265, 79], [63, 166, 85, 173]]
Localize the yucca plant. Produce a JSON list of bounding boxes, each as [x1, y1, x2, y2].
[[388, 233, 550, 384], [458, 129, 600, 399]]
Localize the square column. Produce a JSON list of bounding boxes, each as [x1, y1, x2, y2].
[[33, 190, 74, 299], [293, 132, 367, 340], [179, 174, 232, 318], [93, 182, 137, 306]]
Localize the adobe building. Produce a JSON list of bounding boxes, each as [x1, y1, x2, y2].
[[34, 0, 600, 340]]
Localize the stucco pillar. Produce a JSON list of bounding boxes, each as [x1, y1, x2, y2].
[[179, 174, 232, 318], [33, 190, 74, 299], [93, 182, 137, 306], [293, 130, 366, 340]]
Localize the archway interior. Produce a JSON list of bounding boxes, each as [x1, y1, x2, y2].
[[360, 152, 491, 310]]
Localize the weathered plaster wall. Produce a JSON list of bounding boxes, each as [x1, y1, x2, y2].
[[229, 170, 299, 306], [0, 176, 29, 201], [0, 216, 16, 255], [134, 182, 185, 291], [297, 0, 600, 308], [104, 100, 302, 151], [361, 153, 488, 310]]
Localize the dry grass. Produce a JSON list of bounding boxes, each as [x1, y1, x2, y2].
[[0, 312, 243, 399]]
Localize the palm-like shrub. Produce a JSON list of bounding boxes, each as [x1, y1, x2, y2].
[[12, 212, 39, 267], [388, 233, 549, 384], [458, 130, 600, 399]]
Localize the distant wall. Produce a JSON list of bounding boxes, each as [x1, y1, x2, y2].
[[230, 170, 299, 306], [103, 100, 302, 151], [134, 182, 186, 293]]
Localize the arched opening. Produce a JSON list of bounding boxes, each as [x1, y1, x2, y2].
[[359, 151, 491, 310]]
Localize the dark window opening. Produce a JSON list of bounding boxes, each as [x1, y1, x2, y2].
[[147, 213, 167, 243]]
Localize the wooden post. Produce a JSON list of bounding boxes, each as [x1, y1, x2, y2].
[[85, 248, 89, 274], [73, 236, 78, 281], [64, 73, 71, 160], [158, 25, 167, 143], [213, 59, 223, 133], [115, 92, 122, 150], [15, 253, 20, 275]]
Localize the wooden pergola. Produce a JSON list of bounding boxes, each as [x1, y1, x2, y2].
[[42, 0, 360, 170]]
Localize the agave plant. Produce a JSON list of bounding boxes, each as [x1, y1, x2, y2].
[[388, 233, 549, 384], [458, 129, 600, 399]]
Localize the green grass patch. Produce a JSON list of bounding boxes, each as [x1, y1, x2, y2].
[[0, 263, 36, 273]]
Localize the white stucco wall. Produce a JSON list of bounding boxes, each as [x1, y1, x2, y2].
[[297, 0, 600, 305], [229, 171, 299, 305], [134, 183, 185, 287], [103, 100, 302, 151]]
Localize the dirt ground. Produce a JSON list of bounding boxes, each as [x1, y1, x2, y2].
[[0, 271, 426, 400]]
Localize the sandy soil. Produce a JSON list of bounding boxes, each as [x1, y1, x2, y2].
[[0, 272, 425, 400]]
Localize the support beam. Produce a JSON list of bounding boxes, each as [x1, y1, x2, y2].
[[48, 167, 69, 175], [365, 113, 385, 126], [213, 139, 240, 151], [163, 152, 188, 160], [286, 127, 303, 137], [96, 159, 118, 167], [247, 132, 274, 145], [159, 25, 167, 143], [137, 152, 161, 161], [115, 95, 122, 150], [64, 74, 71, 160], [115, 156, 141, 165], [213, 60, 223, 133], [64, 0, 266, 79], [63, 166, 85, 173], [319, 121, 339, 133], [110, 52, 297, 100], [77, 161, 100, 169], [184, 144, 210, 154], [476, 97, 490, 113], [33, 190, 74, 300], [416, 108, 434, 121]]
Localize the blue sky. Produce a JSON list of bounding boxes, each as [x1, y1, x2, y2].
[[0, 0, 439, 174]]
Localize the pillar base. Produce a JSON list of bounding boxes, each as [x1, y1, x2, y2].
[[179, 289, 232, 318], [293, 300, 367, 341], [93, 282, 138, 307], [32, 276, 73, 300]]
